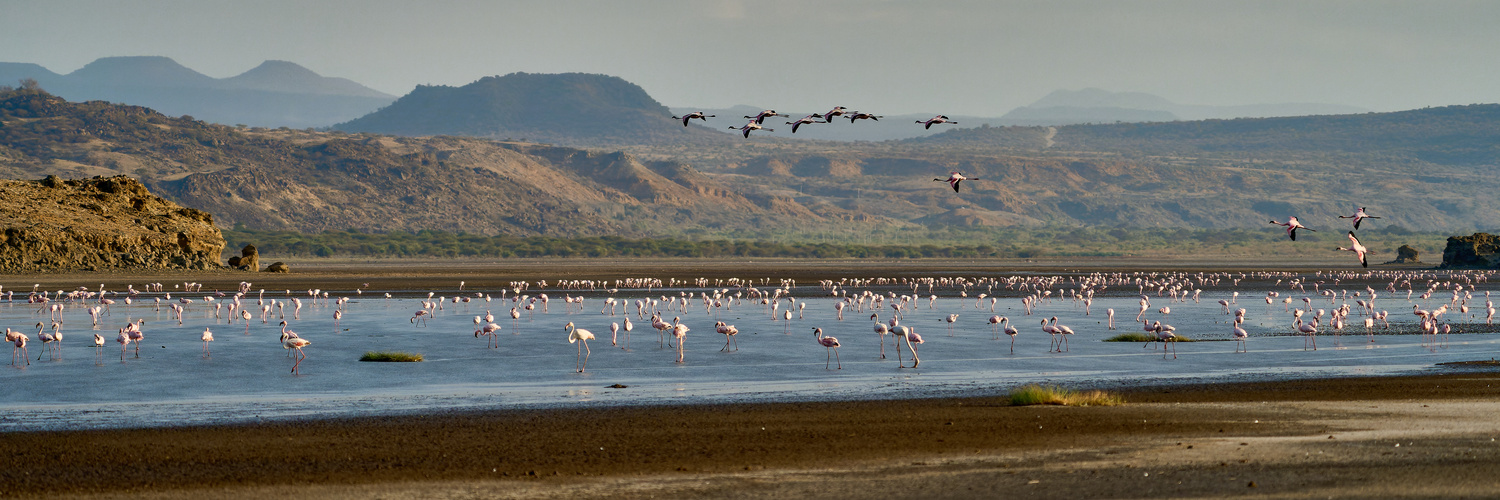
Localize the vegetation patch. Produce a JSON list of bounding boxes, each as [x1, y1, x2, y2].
[[1105, 333, 1194, 342], [1008, 384, 1123, 407], [360, 351, 424, 362]]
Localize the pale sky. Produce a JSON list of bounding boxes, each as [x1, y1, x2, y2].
[[3, 0, 1496, 116]]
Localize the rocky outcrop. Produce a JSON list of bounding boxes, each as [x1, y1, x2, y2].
[[1395, 245, 1420, 263], [264, 262, 289, 273], [1441, 233, 1500, 269], [226, 244, 259, 271], [0, 175, 224, 271]]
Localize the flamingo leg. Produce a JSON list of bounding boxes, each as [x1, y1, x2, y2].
[[909, 341, 919, 368], [834, 347, 841, 369]]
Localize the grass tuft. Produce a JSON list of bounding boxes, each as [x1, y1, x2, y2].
[[1008, 384, 1124, 407], [360, 351, 424, 362], [1104, 333, 1193, 342]]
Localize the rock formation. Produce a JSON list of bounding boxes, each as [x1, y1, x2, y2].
[[1394, 245, 1420, 263], [264, 262, 289, 273], [226, 244, 259, 271], [1440, 233, 1500, 269], [0, 175, 223, 271]]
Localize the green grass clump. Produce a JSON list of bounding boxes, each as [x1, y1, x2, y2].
[[1008, 384, 1124, 407], [1104, 333, 1193, 342], [360, 351, 424, 362]]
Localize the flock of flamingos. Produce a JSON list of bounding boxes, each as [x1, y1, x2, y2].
[[4, 261, 1495, 376]]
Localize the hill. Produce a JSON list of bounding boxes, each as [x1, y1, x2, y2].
[[0, 56, 395, 128], [336, 72, 727, 146], [2, 87, 1496, 256], [0, 87, 865, 238], [1008, 88, 1368, 123]]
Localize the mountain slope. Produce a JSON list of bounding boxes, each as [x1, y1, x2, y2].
[[336, 72, 727, 146]]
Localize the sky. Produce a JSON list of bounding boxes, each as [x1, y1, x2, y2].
[[3, 0, 1497, 116]]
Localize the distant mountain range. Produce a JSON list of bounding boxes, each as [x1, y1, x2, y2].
[[999, 88, 1368, 125], [0, 57, 394, 128], [335, 72, 726, 146]]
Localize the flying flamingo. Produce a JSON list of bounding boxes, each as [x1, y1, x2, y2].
[[785, 114, 825, 133], [812, 327, 841, 369], [847, 112, 882, 122], [933, 171, 977, 193], [916, 115, 956, 129], [671, 111, 715, 126], [822, 106, 850, 122], [564, 322, 594, 372], [730, 121, 773, 138], [201, 328, 214, 356], [1269, 216, 1316, 241], [1336, 231, 1369, 268], [1338, 207, 1381, 229], [743, 109, 787, 124], [284, 335, 311, 374]]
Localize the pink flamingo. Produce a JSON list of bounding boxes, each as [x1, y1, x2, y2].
[[610, 322, 620, 346], [897, 325, 924, 367], [916, 115, 956, 129], [785, 114, 825, 133], [334, 310, 343, 328], [1003, 319, 1019, 353], [1338, 207, 1381, 229], [1106, 308, 1116, 330], [284, 336, 311, 374], [873, 320, 890, 359], [1233, 318, 1248, 353], [201, 327, 216, 354], [671, 322, 689, 363], [813, 327, 841, 369], [1269, 216, 1316, 241], [240, 310, 253, 334], [742, 109, 787, 124], [1336, 231, 1369, 268], [115, 329, 129, 360], [411, 310, 430, 327], [564, 322, 594, 372], [933, 171, 977, 192], [730, 121, 773, 138], [622, 317, 634, 349], [716, 321, 739, 352], [9, 329, 28, 366], [944, 313, 959, 336], [475, 323, 501, 348], [988, 315, 1002, 339], [1296, 317, 1319, 351], [671, 111, 715, 126]]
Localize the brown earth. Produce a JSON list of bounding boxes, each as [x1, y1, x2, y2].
[[0, 175, 223, 271], [6, 373, 1500, 499]]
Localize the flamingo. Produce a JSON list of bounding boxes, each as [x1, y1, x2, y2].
[[933, 171, 977, 193], [671, 322, 689, 363], [1157, 322, 1178, 359], [987, 315, 1002, 339], [671, 111, 715, 126], [92, 333, 104, 359], [743, 109, 787, 124], [944, 313, 959, 336], [115, 329, 129, 360], [1003, 318, 1019, 353], [1297, 317, 1319, 351], [9, 329, 28, 366], [284, 335, 311, 374], [1336, 231, 1370, 268], [622, 317, 634, 349], [1232, 319, 1248, 353], [411, 310, 430, 326], [610, 322, 620, 346], [1107, 308, 1116, 330], [813, 327, 841, 369], [35, 322, 56, 361], [201, 328, 214, 356], [1338, 207, 1381, 229], [916, 115, 956, 129], [895, 325, 924, 367], [785, 114, 825, 133], [822, 106, 850, 122], [873, 320, 889, 359], [847, 112, 882, 122], [475, 322, 501, 348], [730, 120, 773, 138], [1269, 216, 1316, 241], [564, 322, 594, 372], [716, 321, 739, 352]]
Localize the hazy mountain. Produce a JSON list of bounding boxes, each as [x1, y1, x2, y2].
[[0, 56, 395, 128], [1005, 88, 1369, 124], [337, 72, 727, 146]]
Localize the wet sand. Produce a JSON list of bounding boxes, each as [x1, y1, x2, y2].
[[7, 372, 1500, 499]]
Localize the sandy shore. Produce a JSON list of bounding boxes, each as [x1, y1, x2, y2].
[[6, 372, 1500, 499]]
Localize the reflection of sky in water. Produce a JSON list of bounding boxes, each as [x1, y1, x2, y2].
[[2, 279, 1496, 431]]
